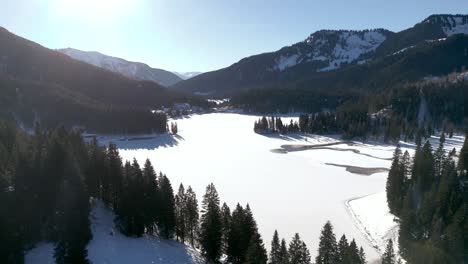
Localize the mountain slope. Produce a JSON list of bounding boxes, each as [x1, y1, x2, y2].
[[173, 29, 392, 96], [231, 34, 468, 113], [0, 27, 206, 133], [174, 14, 468, 97], [58, 48, 182, 86]]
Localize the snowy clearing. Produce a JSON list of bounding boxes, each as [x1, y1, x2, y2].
[[25, 200, 204, 264]]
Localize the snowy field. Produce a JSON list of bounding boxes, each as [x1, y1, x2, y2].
[[26, 113, 464, 263]]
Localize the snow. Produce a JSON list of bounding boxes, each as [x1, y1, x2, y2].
[[58, 48, 181, 86], [441, 16, 468, 36], [272, 30, 387, 72], [25, 243, 55, 264], [25, 113, 465, 263], [274, 54, 300, 71], [173, 72, 203, 80], [318, 31, 386, 72], [106, 113, 399, 262], [347, 192, 400, 256], [87, 200, 204, 264], [25, 200, 204, 264]]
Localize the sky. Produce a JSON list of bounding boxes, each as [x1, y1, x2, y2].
[[1, 0, 467, 72]]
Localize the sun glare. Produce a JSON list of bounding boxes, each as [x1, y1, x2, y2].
[[54, 0, 134, 21]]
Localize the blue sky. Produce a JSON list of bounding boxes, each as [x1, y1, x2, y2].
[[1, 0, 467, 72]]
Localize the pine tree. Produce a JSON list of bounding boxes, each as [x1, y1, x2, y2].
[[346, 239, 361, 264], [185, 186, 199, 247], [158, 174, 175, 239], [220, 202, 231, 253], [381, 239, 396, 264], [288, 233, 311, 264], [358, 247, 366, 264], [53, 154, 92, 264], [270, 230, 281, 264], [199, 183, 222, 263], [337, 234, 349, 263], [434, 134, 446, 178], [245, 233, 268, 264], [458, 132, 468, 172], [316, 221, 338, 264], [142, 159, 158, 234], [278, 239, 290, 264], [387, 145, 403, 214], [175, 184, 187, 243]]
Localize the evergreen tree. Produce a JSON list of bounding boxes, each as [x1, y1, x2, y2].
[[220, 202, 231, 253], [175, 184, 187, 243], [185, 186, 199, 247], [459, 132, 468, 172], [158, 174, 175, 239], [346, 239, 361, 264], [245, 233, 268, 264], [278, 239, 290, 264], [316, 221, 338, 264], [381, 239, 396, 264], [270, 230, 281, 264], [288, 233, 311, 264], [358, 247, 366, 264], [53, 153, 92, 264], [199, 183, 222, 263], [142, 159, 159, 234], [337, 234, 349, 263], [386, 145, 405, 215]]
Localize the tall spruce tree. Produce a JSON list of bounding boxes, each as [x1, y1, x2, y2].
[[175, 184, 187, 243], [158, 174, 175, 239], [386, 145, 402, 214], [199, 183, 222, 263], [279, 238, 290, 264], [381, 239, 396, 264], [220, 202, 231, 253], [337, 234, 349, 263], [315, 221, 338, 264], [270, 230, 281, 264], [288, 233, 311, 264], [245, 232, 268, 264], [185, 186, 199, 247]]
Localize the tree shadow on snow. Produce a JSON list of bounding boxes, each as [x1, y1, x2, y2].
[[99, 133, 184, 150]]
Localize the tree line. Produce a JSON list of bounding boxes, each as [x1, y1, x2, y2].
[[386, 133, 468, 263]]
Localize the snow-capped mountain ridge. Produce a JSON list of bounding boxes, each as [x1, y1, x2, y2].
[[272, 29, 391, 72], [58, 48, 182, 87]]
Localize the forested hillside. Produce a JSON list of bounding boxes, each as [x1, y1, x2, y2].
[[0, 27, 208, 133]]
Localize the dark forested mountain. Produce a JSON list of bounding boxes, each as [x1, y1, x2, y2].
[[0, 27, 208, 133], [174, 14, 468, 97], [58, 48, 183, 86]]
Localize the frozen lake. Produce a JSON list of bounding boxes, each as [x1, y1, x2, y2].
[[99, 113, 464, 262]]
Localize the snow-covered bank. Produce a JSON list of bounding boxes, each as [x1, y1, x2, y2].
[[346, 192, 399, 256], [25, 200, 203, 264]]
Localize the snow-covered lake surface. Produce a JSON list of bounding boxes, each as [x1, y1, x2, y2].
[[101, 113, 406, 262], [26, 113, 465, 263]]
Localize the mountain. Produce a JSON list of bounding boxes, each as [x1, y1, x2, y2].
[[231, 34, 468, 113], [174, 14, 468, 97], [173, 71, 203, 80], [58, 48, 183, 86], [0, 27, 207, 133]]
